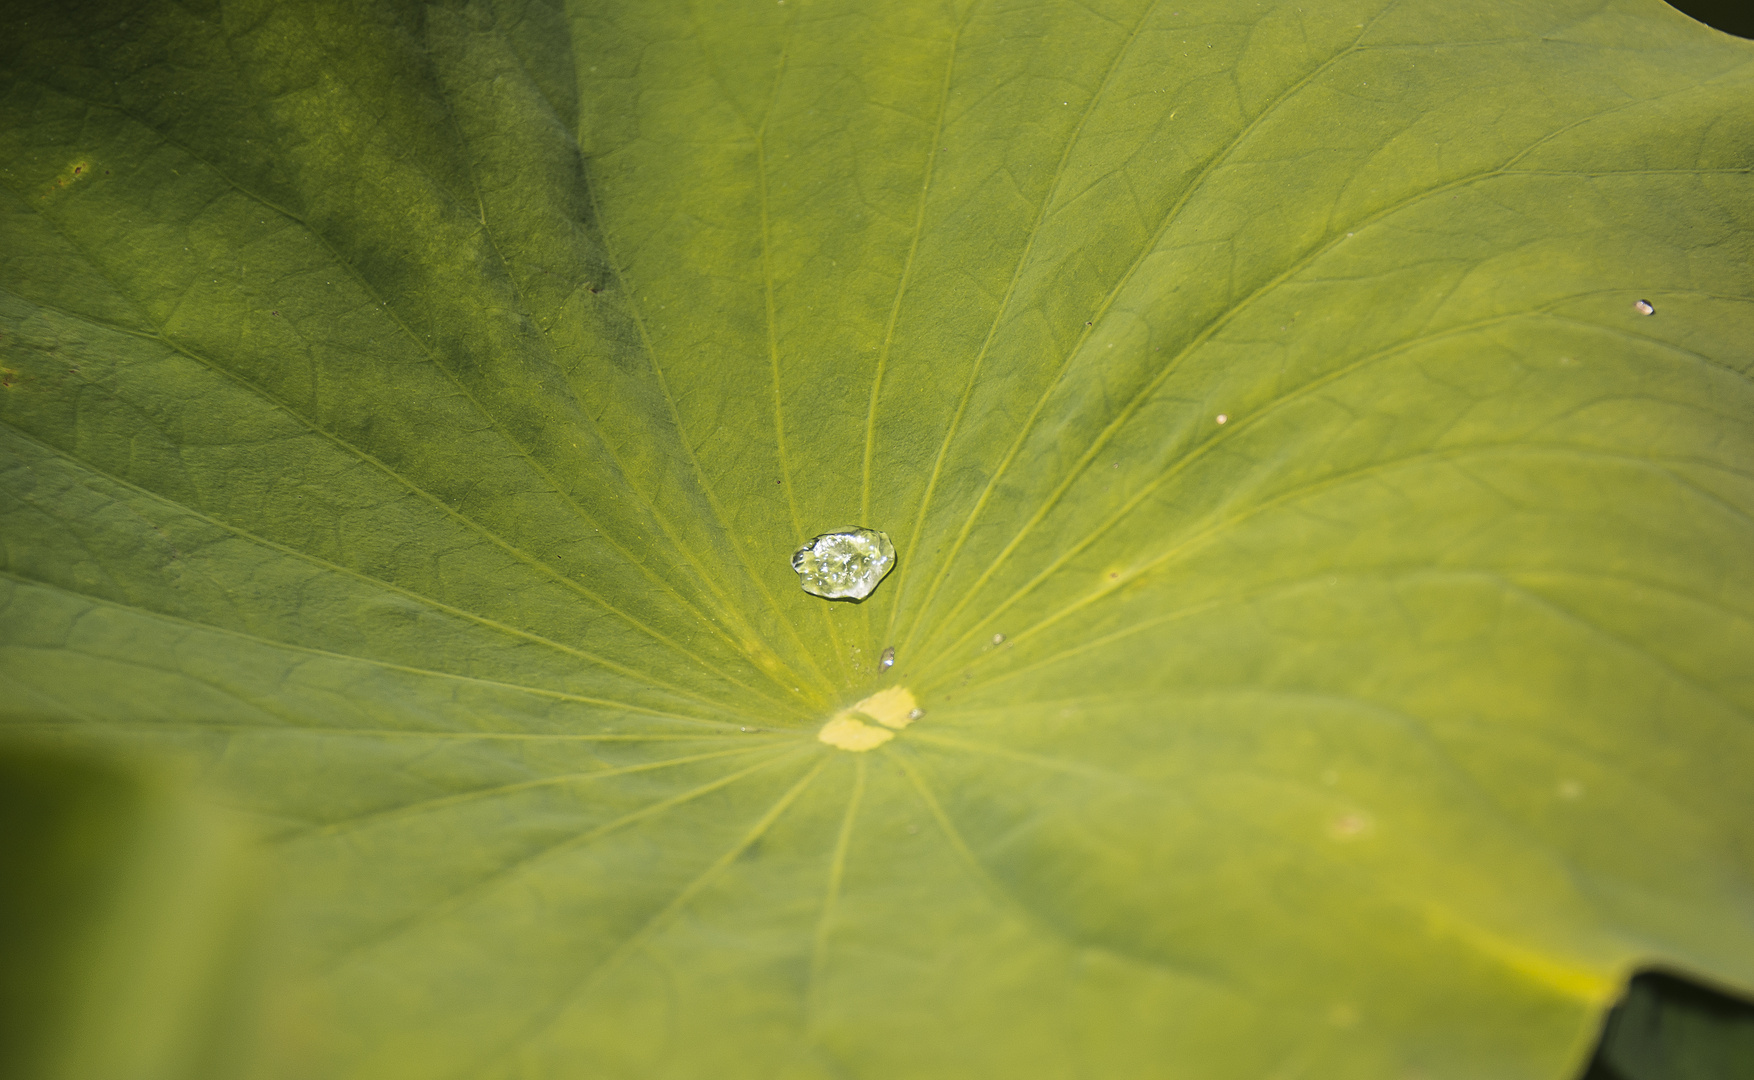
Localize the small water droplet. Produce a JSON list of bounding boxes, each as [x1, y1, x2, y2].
[[791, 527, 896, 600], [992, 633, 1005, 645], [880, 646, 895, 669], [740, 726, 756, 733], [907, 708, 923, 721], [1216, 414, 1228, 424], [1634, 299, 1655, 316]]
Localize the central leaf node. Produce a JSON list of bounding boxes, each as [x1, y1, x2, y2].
[[817, 686, 919, 752]]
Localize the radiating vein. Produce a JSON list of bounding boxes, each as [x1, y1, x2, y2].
[[915, 305, 1545, 662], [912, 440, 1736, 692], [0, 284, 797, 714], [898, 7, 1394, 660], [752, 20, 853, 681], [455, 752, 829, 1079], [913, 130, 1741, 657], [1, 422, 761, 719], [808, 752, 866, 1017], [0, 569, 768, 729], [301, 742, 790, 838], [321, 744, 812, 974], [576, 157, 839, 699], [1, 85, 818, 703], [885, 0, 1163, 650], [860, 11, 971, 528]]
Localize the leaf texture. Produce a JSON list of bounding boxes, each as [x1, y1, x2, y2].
[[2, 1, 1752, 1077]]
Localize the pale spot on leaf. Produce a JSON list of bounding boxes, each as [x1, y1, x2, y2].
[[849, 685, 918, 729], [818, 713, 893, 751]]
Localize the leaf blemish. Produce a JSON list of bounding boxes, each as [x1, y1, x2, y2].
[[1329, 812, 1373, 840], [818, 686, 918, 752]]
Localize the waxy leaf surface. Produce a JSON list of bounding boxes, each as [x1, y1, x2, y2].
[[2, 1, 1752, 1077]]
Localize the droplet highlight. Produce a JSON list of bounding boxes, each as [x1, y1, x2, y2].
[[1634, 299, 1655, 316], [791, 527, 896, 600], [880, 646, 895, 670]]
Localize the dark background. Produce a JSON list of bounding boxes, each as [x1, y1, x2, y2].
[[1667, 0, 1754, 38]]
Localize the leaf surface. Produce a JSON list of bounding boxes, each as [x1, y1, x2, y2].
[[2, 1, 1753, 1077]]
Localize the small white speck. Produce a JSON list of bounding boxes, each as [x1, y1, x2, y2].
[[1634, 299, 1655, 316], [992, 633, 1005, 645], [1216, 414, 1228, 424]]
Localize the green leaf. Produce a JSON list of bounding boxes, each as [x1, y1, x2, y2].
[[2, 0, 1752, 1076], [1586, 972, 1754, 1080], [0, 741, 256, 1080]]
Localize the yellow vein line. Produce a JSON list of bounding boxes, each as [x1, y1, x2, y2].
[[915, 306, 1535, 663], [0, 283, 797, 714], [909, 90, 1688, 659], [456, 753, 830, 1080], [754, 31, 852, 682], [0, 173, 800, 716], [300, 742, 788, 839], [914, 288, 1754, 672], [884, 0, 1162, 651], [413, 16, 820, 705], [908, 445, 1569, 694], [861, 14, 970, 526], [886, 748, 1003, 902], [889, 744, 1232, 986], [577, 163, 838, 700], [896, 5, 1393, 660], [0, 423, 755, 719], [0, 569, 764, 728], [862, 8, 971, 656], [809, 752, 866, 1017], [903, 52, 1754, 657], [321, 745, 812, 974], [4, 86, 814, 703], [0, 720, 797, 743], [905, 731, 1131, 788]]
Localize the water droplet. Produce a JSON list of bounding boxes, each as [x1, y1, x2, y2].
[[1216, 414, 1228, 424], [907, 708, 923, 721], [992, 633, 1005, 645], [1634, 299, 1655, 316], [791, 527, 896, 600], [880, 646, 895, 669]]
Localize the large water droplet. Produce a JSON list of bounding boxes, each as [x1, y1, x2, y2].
[[791, 527, 895, 600]]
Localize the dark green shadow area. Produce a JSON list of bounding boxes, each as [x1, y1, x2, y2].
[[0, 741, 259, 1080], [1581, 971, 1754, 1080]]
